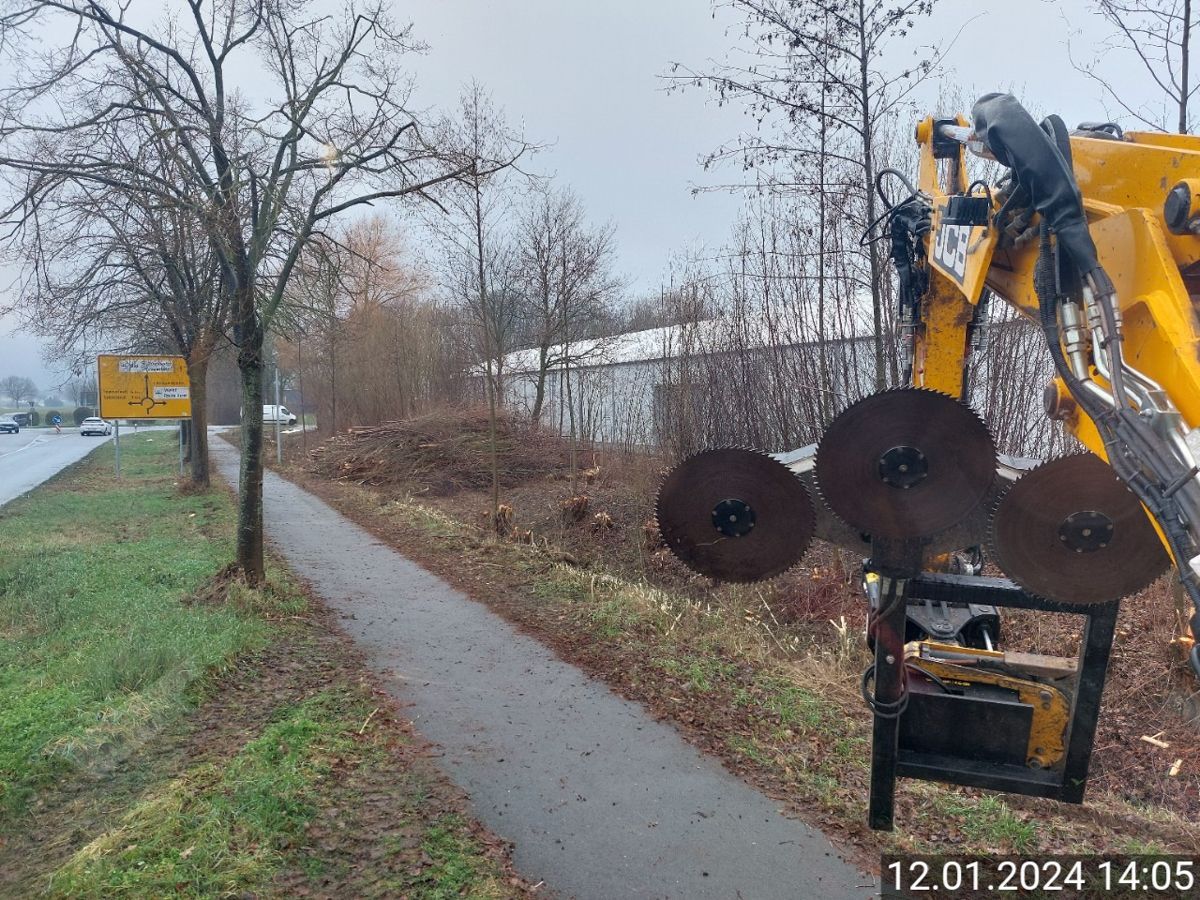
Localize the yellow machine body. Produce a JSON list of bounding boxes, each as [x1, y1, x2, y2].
[[913, 119, 1200, 558]]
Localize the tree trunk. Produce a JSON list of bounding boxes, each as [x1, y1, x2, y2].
[[297, 336, 308, 452], [530, 346, 549, 422], [858, 1, 888, 391], [471, 179, 502, 528], [565, 352, 578, 494], [1183, 0, 1192, 134], [485, 354, 501, 525], [187, 351, 211, 487], [329, 330, 338, 436], [817, 67, 833, 423], [235, 290, 266, 585]]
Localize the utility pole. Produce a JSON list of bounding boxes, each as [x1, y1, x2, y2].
[[274, 365, 282, 465], [297, 335, 307, 452]]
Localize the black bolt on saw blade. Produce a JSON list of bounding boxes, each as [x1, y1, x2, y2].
[[988, 452, 1170, 604], [814, 388, 997, 539], [655, 447, 815, 583]]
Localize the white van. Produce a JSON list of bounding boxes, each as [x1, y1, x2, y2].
[[263, 404, 298, 426]]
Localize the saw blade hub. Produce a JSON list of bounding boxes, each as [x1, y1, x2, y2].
[[712, 498, 755, 537], [878, 445, 929, 490], [1057, 510, 1114, 553]]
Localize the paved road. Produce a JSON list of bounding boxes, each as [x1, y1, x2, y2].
[[0, 424, 184, 507], [212, 440, 875, 900], [0, 430, 114, 507]]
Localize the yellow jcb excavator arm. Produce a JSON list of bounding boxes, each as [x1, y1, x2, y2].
[[913, 115, 1200, 448], [904, 96, 1200, 673]]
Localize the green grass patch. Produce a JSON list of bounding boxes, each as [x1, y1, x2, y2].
[[754, 674, 832, 731], [2, 438, 518, 897], [413, 815, 510, 899], [653, 653, 735, 693], [728, 734, 770, 766], [0, 439, 262, 823], [935, 794, 1040, 852], [47, 691, 357, 897]]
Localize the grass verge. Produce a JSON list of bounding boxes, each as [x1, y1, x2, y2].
[[0, 436, 258, 823], [0, 436, 524, 897]]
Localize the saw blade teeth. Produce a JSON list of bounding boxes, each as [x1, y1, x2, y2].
[[809, 452, 855, 535], [987, 451, 1169, 604]]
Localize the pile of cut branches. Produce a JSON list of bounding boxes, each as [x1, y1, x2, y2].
[[305, 406, 574, 495]]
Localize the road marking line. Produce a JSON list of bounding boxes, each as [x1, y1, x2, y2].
[[0, 436, 48, 459]]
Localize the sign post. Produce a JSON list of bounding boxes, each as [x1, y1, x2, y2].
[[97, 355, 193, 476], [275, 366, 283, 466]]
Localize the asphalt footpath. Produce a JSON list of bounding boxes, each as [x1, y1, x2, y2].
[[212, 441, 876, 899]]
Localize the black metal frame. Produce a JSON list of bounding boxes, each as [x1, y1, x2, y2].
[[867, 571, 1120, 831]]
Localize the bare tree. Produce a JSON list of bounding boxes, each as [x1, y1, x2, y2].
[[9, 123, 228, 485], [280, 215, 465, 431], [646, 193, 876, 457], [424, 82, 533, 528], [672, 0, 941, 389], [282, 240, 348, 435], [66, 378, 94, 408], [515, 187, 619, 422], [0, 1, 488, 582], [1077, 0, 1198, 133], [0, 375, 36, 406]]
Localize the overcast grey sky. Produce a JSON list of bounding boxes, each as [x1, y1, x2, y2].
[[0, 0, 1151, 390]]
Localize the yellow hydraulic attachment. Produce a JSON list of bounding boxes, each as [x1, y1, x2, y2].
[[912, 115, 1200, 454], [898, 95, 1200, 674], [905, 641, 1072, 769]]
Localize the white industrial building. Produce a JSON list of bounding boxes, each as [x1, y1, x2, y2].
[[495, 314, 878, 451], [489, 306, 1059, 458]]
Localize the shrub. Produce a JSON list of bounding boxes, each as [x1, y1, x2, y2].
[[43, 409, 62, 427], [72, 407, 95, 426]]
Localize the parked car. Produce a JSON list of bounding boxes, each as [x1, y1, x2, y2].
[[79, 417, 113, 436], [0, 415, 19, 434], [10, 412, 31, 427], [262, 404, 298, 426]]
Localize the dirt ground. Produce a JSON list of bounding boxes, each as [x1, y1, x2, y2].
[[239, 410, 1200, 858]]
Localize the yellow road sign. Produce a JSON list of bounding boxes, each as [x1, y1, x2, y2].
[[97, 355, 192, 420]]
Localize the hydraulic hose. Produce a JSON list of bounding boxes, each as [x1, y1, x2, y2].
[[972, 93, 1101, 277], [979, 93, 1200, 675]]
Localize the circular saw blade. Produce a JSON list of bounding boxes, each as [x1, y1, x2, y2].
[[988, 452, 1169, 604], [655, 448, 815, 583], [814, 388, 997, 539]]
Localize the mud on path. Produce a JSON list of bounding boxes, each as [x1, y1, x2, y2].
[[0, 596, 528, 899]]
